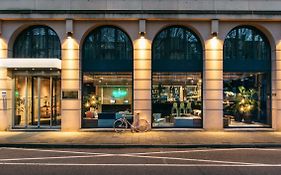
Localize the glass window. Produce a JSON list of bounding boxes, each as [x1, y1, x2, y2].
[[153, 26, 202, 72], [82, 26, 133, 72], [82, 26, 133, 128], [223, 26, 271, 128], [13, 25, 61, 59], [152, 73, 202, 128], [152, 26, 203, 128]]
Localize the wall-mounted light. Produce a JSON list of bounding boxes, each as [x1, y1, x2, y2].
[[211, 31, 218, 38], [139, 19, 146, 39], [211, 19, 219, 38], [66, 19, 73, 39], [67, 32, 73, 39], [139, 31, 145, 39]]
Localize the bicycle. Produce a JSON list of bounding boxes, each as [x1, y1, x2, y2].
[[113, 113, 150, 133]]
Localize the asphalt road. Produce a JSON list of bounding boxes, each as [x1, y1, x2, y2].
[[0, 147, 281, 175]]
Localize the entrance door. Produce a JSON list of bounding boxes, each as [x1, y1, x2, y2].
[[14, 75, 61, 128]]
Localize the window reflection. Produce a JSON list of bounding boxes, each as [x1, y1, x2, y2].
[[13, 25, 61, 59]]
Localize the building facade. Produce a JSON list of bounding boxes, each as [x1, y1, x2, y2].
[[0, 0, 281, 131]]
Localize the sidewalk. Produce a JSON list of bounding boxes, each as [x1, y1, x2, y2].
[[1, 130, 281, 148]]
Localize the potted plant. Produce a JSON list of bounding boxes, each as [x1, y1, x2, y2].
[[235, 86, 257, 123], [15, 95, 25, 125]]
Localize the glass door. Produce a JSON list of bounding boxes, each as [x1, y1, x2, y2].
[[14, 75, 61, 128]]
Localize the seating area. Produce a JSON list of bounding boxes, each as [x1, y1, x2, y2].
[[82, 111, 133, 128], [152, 102, 202, 128]]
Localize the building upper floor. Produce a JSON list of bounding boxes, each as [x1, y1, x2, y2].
[[1, 0, 281, 20]]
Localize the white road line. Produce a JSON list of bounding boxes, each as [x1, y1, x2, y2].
[[0, 154, 115, 162], [0, 163, 281, 167], [2, 147, 110, 155], [121, 154, 264, 165], [127, 148, 255, 155]]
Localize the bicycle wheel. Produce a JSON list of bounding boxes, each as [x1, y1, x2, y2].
[[113, 119, 128, 133], [136, 119, 150, 132]]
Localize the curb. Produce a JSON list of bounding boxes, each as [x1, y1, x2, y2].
[[1, 143, 281, 149]]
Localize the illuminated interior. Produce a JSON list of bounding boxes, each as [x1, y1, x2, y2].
[[82, 72, 133, 128], [152, 72, 202, 127]]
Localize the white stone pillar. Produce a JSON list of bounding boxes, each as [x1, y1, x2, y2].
[[133, 38, 152, 124], [61, 37, 80, 131], [203, 36, 224, 130], [0, 38, 11, 131]]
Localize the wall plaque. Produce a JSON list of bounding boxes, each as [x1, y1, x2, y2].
[[62, 91, 78, 99]]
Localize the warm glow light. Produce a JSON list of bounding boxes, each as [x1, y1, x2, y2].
[[139, 38, 147, 49], [85, 102, 90, 108], [210, 36, 219, 49], [0, 38, 7, 58], [240, 106, 244, 112]]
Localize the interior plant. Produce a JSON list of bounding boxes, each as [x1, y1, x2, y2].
[[15, 94, 25, 125], [234, 86, 257, 123], [84, 94, 101, 118]]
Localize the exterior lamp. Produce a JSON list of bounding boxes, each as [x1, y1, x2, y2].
[[67, 32, 73, 39], [211, 19, 219, 39], [66, 19, 73, 39], [139, 32, 145, 39], [211, 32, 218, 38], [139, 19, 146, 39]]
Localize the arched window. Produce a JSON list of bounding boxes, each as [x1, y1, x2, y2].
[[223, 26, 271, 128], [13, 25, 61, 59], [82, 26, 133, 72], [153, 26, 203, 72], [82, 26, 133, 128], [152, 26, 203, 128], [224, 26, 270, 72]]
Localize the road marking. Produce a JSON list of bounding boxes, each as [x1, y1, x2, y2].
[[2, 147, 110, 155], [0, 154, 115, 162], [0, 163, 281, 167], [128, 148, 255, 155], [121, 154, 263, 165]]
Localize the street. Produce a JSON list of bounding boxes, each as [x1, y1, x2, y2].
[[0, 147, 281, 175]]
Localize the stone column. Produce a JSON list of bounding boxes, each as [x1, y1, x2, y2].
[[133, 38, 152, 124], [0, 38, 11, 131], [61, 37, 80, 131], [203, 37, 224, 130], [275, 42, 281, 130]]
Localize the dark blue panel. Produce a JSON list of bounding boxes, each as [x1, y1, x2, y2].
[[223, 26, 271, 72], [224, 60, 271, 72], [13, 25, 61, 59], [82, 26, 133, 72], [152, 26, 203, 72]]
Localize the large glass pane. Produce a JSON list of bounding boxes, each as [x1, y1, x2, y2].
[[152, 72, 202, 128], [82, 72, 133, 128], [153, 26, 203, 72], [51, 77, 61, 126], [39, 77, 51, 126], [82, 26, 133, 72], [13, 26, 61, 59], [14, 77, 26, 126], [223, 72, 271, 127], [32, 77, 39, 126]]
